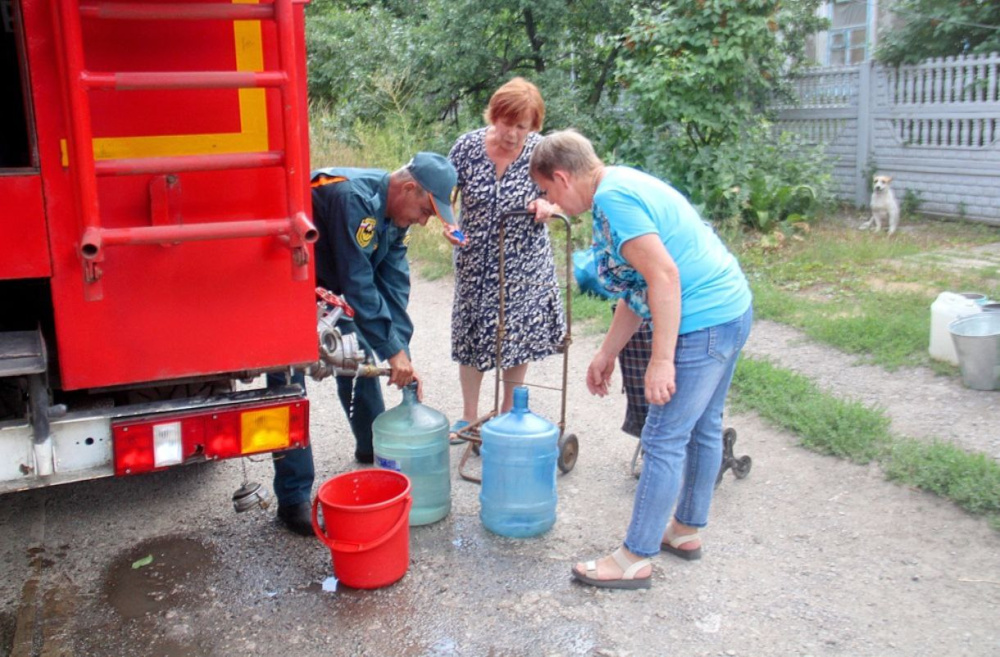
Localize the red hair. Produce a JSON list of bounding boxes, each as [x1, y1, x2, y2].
[[484, 77, 545, 131]]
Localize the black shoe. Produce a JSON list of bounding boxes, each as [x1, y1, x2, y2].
[[276, 502, 314, 537], [355, 451, 374, 464]]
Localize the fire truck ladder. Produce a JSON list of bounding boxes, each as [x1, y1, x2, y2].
[[52, 0, 317, 300]]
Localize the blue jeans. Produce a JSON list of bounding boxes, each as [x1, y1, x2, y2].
[[336, 374, 383, 459], [624, 305, 753, 558], [268, 371, 315, 508], [335, 321, 384, 460]]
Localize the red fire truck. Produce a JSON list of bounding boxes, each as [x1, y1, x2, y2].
[[1, 0, 323, 496]]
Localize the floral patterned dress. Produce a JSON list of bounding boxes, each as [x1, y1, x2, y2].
[[449, 128, 565, 371]]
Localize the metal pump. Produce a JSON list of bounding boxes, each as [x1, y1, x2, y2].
[[309, 288, 390, 380]]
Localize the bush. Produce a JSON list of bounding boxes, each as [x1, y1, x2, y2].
[[617, 122, 832, 232]]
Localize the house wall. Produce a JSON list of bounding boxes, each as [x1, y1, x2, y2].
[[774, 53, 1000, 224]]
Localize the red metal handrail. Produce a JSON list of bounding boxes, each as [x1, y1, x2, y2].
[[95, 152, 285, 176], [274, 0, 309, 268], [53, 0, 102, 293], [81, 71, 289, 91], [82, 215, 317, 251], [79, 2, 275, 20]]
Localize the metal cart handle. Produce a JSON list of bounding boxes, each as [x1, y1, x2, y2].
[[496, 211, 573, 433]]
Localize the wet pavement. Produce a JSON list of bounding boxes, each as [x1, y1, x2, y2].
[[2, 274, 999, 657]]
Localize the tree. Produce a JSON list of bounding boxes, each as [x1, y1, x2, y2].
[[304, 0, 638, 134], [613, 0, 830, 226], [877, 0, 1000, 65], [617, 0, 825, 152]]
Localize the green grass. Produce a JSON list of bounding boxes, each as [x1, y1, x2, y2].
[[883, 440, 1000, 521], [738, 216, 1000, 370], [730, 356, 1000, 527], [730, 356, 891, 464]]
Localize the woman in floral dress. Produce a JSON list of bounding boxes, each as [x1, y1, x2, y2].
[[447, 78, 565, 432]]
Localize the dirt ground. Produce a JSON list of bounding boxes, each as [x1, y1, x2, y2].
[[401, 269, 1000, 657], [2, 244, 999, 657]]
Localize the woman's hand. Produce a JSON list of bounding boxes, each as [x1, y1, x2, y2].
[[441, 224, 467, 247], [527, 198, 561, 223], [644, 358, 676, 405], [586, 349, 616, 397]]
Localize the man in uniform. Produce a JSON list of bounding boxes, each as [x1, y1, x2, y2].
[[273, 152, 458, 535]]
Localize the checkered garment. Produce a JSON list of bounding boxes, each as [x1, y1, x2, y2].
[[618, 319, 653, 438]]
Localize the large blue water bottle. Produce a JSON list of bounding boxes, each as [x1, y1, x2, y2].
[[480, 386, 559, 537], [372, 383, 451, 526]]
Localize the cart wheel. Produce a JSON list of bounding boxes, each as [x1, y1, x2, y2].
[[714, 461, 729, 489], [733, 455, 752, 479], [557, 433, 579, 474]]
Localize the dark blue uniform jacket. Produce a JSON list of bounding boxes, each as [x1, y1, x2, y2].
[[311, 167, 413, 362]]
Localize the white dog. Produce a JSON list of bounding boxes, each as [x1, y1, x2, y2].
[[859, 175, 900, 235]]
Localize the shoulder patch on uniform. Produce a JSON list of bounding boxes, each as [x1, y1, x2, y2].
[[356, 217, 377, 248]]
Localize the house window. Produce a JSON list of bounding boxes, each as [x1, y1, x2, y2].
[[827, 0, 868, 65], [829, 27, 868, 65]]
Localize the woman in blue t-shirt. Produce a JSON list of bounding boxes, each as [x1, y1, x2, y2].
[[530, 130, 753, 590]]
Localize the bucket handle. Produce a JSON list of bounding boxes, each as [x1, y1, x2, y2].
[[312, 495, 412, 554]]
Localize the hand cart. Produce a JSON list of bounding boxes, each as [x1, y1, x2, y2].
[[455, 211, 579, 483], [629, 427, 751, 487]]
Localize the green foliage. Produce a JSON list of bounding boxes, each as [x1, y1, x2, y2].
[[883, 440, 1000, 517], [877, 0, 1000, 65], [570, 290, 615, 335], [305, 0, 634, 136], [617, 0, 826, 151], [622, 121, 833, 230], [613, 1, 830, 230], [305, 0, 833, 234], [730, 356, 892, 464], [801, 292, 931, 369], [305, 2, 416, 128], [901, 188, 923, 217]]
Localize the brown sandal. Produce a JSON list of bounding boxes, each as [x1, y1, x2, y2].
[[661, 528, 702, 561], [572, 547, 652, 590]]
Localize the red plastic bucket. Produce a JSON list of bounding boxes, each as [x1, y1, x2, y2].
[[311, 469, 412, 589]]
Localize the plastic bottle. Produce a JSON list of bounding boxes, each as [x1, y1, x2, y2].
[[372, 383, 451, 526], [929, 292, 981, 365], [479, 386, 558, 538]]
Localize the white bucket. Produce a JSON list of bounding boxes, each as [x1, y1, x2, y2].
[[929, 292, 981, 365]]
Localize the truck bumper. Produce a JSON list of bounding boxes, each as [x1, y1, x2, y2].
[[0, 385, 308, 495]]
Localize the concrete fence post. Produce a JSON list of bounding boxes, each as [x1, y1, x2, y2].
[[855, 60, 874, 207]]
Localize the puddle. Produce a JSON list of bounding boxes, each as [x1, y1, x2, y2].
[[104, 535, 215, 619]]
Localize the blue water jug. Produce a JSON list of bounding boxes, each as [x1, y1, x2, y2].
[[372, 383, 451, 526], [480, 386, 558, 537]]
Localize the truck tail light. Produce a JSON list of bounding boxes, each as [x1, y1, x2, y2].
[[153, 421, 184, 467], [113, 400, 308, 476]]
